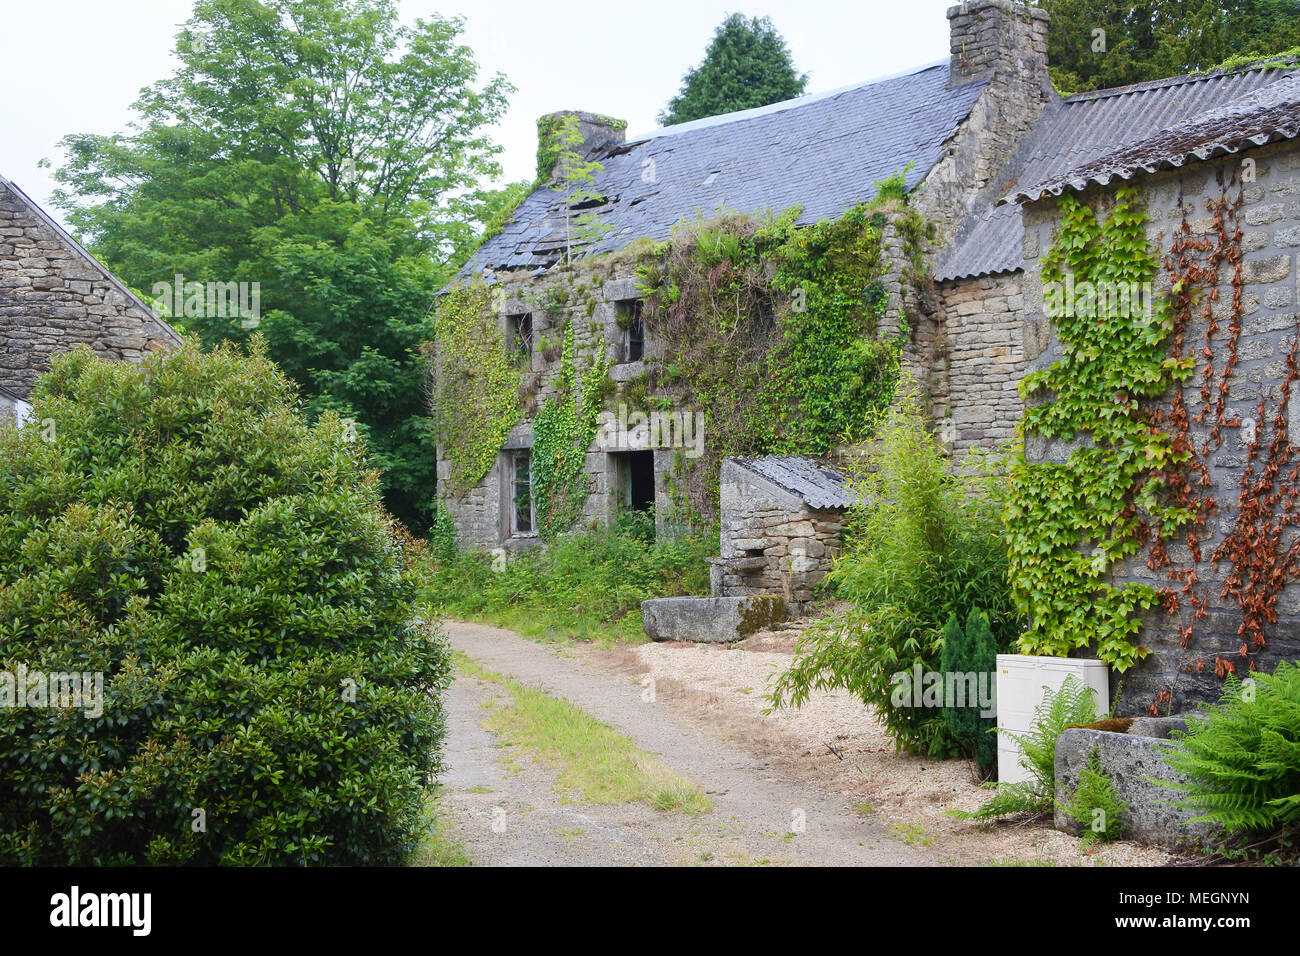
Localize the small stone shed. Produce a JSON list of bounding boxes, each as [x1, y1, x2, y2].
[[712, 456, 853, 614]]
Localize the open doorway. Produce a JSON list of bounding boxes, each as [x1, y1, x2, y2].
[[612, 449, 655, 514]]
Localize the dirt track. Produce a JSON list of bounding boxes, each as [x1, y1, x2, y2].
[[439, 620, 932, 866]]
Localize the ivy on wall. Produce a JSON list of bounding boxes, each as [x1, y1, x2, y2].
[[430, 286, 524, 493], [1147, 185, 1300, 710], [1007, 184, 1195, 671], [532, 324, 610, 540], [635, 193, 909, 519], [432, 172, 929, 536], [1011, 176, 1300, 707]]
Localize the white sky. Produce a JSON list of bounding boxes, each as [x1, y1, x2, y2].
[[0, 0, 955, 229]]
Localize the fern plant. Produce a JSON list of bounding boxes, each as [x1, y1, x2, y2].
[[1162, 661, 1300, 839], [951, 675, 1099, 821], [1063, 748, 1128, 847]]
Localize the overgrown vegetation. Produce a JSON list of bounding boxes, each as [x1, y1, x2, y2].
[[1163, 661, 1300, 849], [1062, 749, 1129, 847], [768, 388, 1021, 756], [430, 286, 525, 494], [0, 342, 449, 865], [427, 516, 713, 643], [635, 187, 908, 520], [952, 676, 1099, 823], [531, 326, 610, 541]]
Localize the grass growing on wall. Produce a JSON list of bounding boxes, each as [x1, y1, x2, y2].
[[427, 514, 714, 644]]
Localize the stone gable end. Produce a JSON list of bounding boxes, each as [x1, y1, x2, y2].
[[0, 176, 182, 399]]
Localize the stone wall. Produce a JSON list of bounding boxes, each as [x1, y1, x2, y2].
[[435, 270, 650, 551], [1019, 137, 1300, 715], [0, 177, 181, 398], [715, 460, 844, 614], [933, 271, 1027, 454], [0, 387, 25, 422]]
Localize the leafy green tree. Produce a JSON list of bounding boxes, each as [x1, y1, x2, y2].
[[1033, 0, 1300, 94], [658, 13, 808, 126], [0, 341, 449, 865], [47, 0, 511, 530]]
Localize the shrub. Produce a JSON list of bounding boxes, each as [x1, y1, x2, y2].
[[1062, 748, 1128, 847], [428, 516, 714, 643], [768, 387, 1021, 755], [0, 341, 449, 865], [1163, 661, 1300, 843], [952, 675, 1099, 822], [941, 608, 999, 772]]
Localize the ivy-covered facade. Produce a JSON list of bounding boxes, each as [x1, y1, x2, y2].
[[434, 1, 1054, 553], [432, 0, 1300, 716]]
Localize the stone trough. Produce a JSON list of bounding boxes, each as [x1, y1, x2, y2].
[[640, 595, 785, 644], [1054, 718, 1220, 851]]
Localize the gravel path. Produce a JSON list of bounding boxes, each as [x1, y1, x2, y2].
[[439, 620, 933, 866]]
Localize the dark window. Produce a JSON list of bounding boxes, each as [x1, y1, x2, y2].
[[511, 451, 533, 534], [507, 313, 532, 368], [618, 300, 644, 362]]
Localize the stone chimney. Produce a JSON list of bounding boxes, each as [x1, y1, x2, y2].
[[536, 111, 627, 181], [947, 0, 1051, 93], [910, 0, 1054, 234]]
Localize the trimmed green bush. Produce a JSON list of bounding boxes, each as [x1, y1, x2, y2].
[[1164, 661, 1300, 842], [941, 608, 998, 772], [0, 341, 449, 865]]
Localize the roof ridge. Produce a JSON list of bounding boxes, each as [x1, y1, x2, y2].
[[630, 58, 958, 141], [0, 174, 183, 345], [1064, 59, 1300, 103]]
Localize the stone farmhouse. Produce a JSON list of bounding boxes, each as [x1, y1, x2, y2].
[[0, 172, 181, 419], [438, 0, 1300, 714]]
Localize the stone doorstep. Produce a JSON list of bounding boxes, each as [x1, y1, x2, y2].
[[1053, 727, 1219, 851]]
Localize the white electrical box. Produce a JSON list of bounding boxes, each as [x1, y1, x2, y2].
[[995, 654, 1109, 784]]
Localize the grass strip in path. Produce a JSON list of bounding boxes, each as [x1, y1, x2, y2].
[[455, 652, 712, 813]]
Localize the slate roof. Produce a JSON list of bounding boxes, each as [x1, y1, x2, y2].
[[732, 455, 853, 511], [458, 61, 987, 280], [935, 64, 1300, 281]]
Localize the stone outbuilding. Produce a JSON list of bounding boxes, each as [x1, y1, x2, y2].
[[0, 173, 182, 403], [712, 456, 853, 614]]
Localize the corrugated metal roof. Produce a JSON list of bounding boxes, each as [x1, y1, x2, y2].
[[935, 65, 1298, 282], [1007, 71, 1300, 203], [732, 455, 853, 511], [457, 61, 986, 280]]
